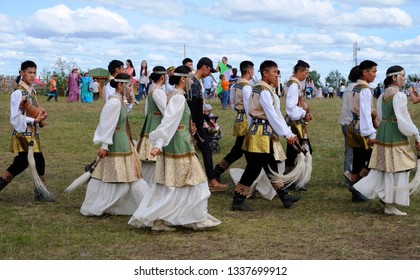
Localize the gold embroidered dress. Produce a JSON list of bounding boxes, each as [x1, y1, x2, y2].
[[136, 84, 166, 185], [129, 89, 221, 229], [354, 87, 420, 206], [80, 94, 149, 216]]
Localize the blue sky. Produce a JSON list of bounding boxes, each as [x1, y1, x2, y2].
[[0, 0, 419, 84]]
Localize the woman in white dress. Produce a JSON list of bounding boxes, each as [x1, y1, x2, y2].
[[136, 66, 167, 185], [129, 66, 221, 231], [80, 73, 149, 216], [352, 66, 420, 215]]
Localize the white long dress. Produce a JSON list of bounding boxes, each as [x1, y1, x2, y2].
[[128, 90, 221, 229], [80, 95, 149, 216], [353, 88, 420, 206]]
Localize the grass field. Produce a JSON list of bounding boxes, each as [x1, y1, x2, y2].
[[1, 93, 420, 260]]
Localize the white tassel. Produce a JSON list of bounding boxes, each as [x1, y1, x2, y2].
[[409, 156, 420, 195], [64, 157, 101, 193], [28, 143, 54, 198], [64, 172, 92, 193]]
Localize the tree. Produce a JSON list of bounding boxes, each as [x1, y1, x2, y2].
[[325, 70, 344, 91], [308, 70, 321, 88], [52, 57, 71, 96]]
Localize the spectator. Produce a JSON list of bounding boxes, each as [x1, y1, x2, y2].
[[328, 85, 334, 98], [47, 74, 58, 102], [322, 84, 329, 98], [219, 74, 229, 109], [92, 79, 100, 101], [339, 82, 345, 99], [137, 60, 150, 101], [80, 71, 93, 103], [67, 67, 82, 103], [203, 75, 215, 99]]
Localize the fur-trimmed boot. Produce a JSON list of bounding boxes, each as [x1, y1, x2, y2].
[[34, 176, 56, 202], [276, 188, 300, 208], [0, 170, 14, 192], [231, 183, 253, 211], [214, 159, 230, 183]]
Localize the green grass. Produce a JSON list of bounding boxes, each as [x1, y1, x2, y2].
[[1, 93, 420, 260]]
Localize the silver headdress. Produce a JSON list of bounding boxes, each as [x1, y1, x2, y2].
[[174, 72, 194, 100]]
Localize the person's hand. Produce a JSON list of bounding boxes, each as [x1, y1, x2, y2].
[[150, 147, 161, 157], [190, 121, 197, 135], [287, 135, 298, 145], [34, 111, 47, 123], [304, 112, 312, 122], [369, 139, 375, 146], [98, 148, 107, 158], [416, 141, 420, 152]]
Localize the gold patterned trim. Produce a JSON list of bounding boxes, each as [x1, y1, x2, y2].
[[115, 126, 121, 131], [106, 151, 132, 156], [153, 111, 162, 116], [163, 151, 196, 158], [234, 183, 250, 196], [374, 140, 409, 147], [177, 124, 185, 130]]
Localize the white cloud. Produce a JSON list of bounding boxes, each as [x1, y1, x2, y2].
[[91, 0, 186, 16], [342, 0, 407, 6], [26, 4, 132, 38], [389, 35, 420, 48], [333, 7, 412, 28], [0, 14, 14, 32]]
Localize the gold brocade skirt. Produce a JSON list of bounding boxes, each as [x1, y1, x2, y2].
[[369, 141, 416, 172], [10, 130, 41, 153], [92, 145, 141, 183], [347, 120, 370, 149], [233, 112, 248, 136], [273, 138, 286, 161], [154, 152, 207, 187], [289, 119, 306, 140], [242, 123, 271, 153], [137, 135, 157, 162]]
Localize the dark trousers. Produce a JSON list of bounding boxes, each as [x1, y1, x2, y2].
[[239, 149, 278, 188], [47, 90, 57, 102], [7, 152, 45, 177], [195, 127, 215, 180], [285, 138, 312, 168], [352, 147, 372, 175], [223, 135, 245, 165]]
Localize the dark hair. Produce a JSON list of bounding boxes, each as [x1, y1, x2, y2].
[[239, 60, 254, 75], [149, 66, 166, 82], [182, 57, 193, 66], [108, 60, 124, 75], [348, 66, 359, 83], [126, 59, 136, 77], [259, 60, 277, 75], [219, 74, 225, 79], [383, 65, 404, 88], [140, 60, 148, 78], [110, 73, 131, 88], [293, 60, 310, 73], [169, 66, 191, 85], [21, 60, 37, 71], [358, 60, 377, 79]]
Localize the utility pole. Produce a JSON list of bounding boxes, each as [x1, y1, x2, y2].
[[183, 44, 186, 59], [353, 42, 360, 66]]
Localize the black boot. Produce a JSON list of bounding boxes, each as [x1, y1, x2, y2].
[[231, 184, 253, 211], [348, 185, 368, 202], [277, 189, 300, 208], [214, 159, 230, 183], [0, 177, 8, 192]]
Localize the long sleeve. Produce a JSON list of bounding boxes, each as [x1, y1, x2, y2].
[[10, 89, 35, 132], [393, 92, 420, 140], [149, 94, 185, 150], [93, 97, 121, 150], [359, 88, 376, 139], [152, 87, 167, 114], [242, 85, 253, 127], [285, 83, 306, 120], [229, 85, 235, 110], [260, 90, 293, 138]]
